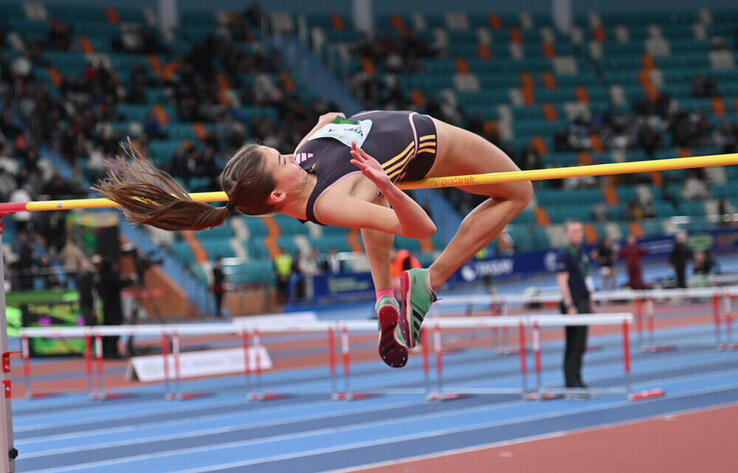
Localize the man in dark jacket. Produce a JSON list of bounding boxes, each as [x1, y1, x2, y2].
[[75, 257, 97, 326], [94, 256, 132, 358], [669, 232, 692, 288], [556, 220, 594, 390]]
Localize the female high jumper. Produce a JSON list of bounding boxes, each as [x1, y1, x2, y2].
[[95, 110, 533, 368]]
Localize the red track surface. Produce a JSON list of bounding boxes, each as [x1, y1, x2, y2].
[[346, 402, 738, 473]]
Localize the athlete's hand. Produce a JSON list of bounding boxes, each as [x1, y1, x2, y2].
[[318, 112, 345, 125], [350, 142, 391, 190]]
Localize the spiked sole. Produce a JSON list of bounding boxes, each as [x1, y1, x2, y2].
[[377, 304, 408, 368]]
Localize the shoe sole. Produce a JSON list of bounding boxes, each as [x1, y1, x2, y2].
[[377, 304, 408, 368], [399, 271, 415, 349]]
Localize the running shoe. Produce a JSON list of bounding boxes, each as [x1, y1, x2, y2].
[[398, 268, 437, 349], [375, 295, 408, 368]]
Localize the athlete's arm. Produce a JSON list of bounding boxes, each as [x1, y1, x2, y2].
[[319, 143, 436, 238], [293, 112, 345, 153], [317, 196, 435, 238]]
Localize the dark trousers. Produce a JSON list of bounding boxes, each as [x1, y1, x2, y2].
[[214, 290, 224, 317], [561, 295, 590, 388], [675, 265, 687, 288]]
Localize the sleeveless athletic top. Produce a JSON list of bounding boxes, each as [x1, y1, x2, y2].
[[295, 110, 438, 224]]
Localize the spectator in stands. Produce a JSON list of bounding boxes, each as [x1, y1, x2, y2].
[[626, 197, 645, 221], [295, 247, 320, 300], [321, 247, 343, 275], [692, 74, 719, 98], [0, 166, 15, 200], [692, 251, 714, 287], [555, 220, 593, 391], [619, 234, 649, 289], [94, 255, 133, 358], [45, 19, 73, 51], [273, 247, 293, 304], [17, 234, 35, 291], [59, 237, 85, 274], [718, 198, 735, 226], [682, 171, 710, 201], [669, 231, 692, 288], [75, 257, 97, 326], [592, 237, 617, 291], [211, 258, 226, 318], [390, 248, 422, 293]]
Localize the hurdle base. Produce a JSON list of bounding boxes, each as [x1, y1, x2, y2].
[[25, 392, 62, 400], [426, 392, 467, 401], [526, 392, 564, 401], [247, 393, 287, 401], [90, 392, 131, 401], [332, 392, 375, 401], [165, 392, 209, 401], [718, 343, 738, 351], [495, 347, 521, 355], [641, 345, 676, 353], [628, 388, 666, 401]]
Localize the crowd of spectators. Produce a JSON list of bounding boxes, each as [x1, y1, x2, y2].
[[335, 27, 738, 223], [0, 5, 342, 290]]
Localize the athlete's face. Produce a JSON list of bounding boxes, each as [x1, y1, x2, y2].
[[262, 146, 305, 204]]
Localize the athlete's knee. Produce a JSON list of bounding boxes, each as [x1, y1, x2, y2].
[[511, 180, 533, 212]]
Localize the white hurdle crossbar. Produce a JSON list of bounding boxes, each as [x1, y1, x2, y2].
[[439, 286, 738, 351], [15, 313, 650, 402]]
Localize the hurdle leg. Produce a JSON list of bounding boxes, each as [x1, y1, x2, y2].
[[533, 322, 542, 400], [634, 298, 644, 348], [327, 327, 338, 399], [623, 321, 631, 400], [94, 333, 104, 400], [173, 331, 181, 401], [713, 294, 722, 349], [518, 321, 528, 398], [242, 328, 251, 396], [83, 332, 93, 397], [22, 335, 31, 400], [421, 328, 430, 397], [161, 332, 172, 400], [341, 327, 351, 399]]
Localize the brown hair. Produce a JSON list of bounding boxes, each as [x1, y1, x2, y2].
[[93, 141, 276, 231]]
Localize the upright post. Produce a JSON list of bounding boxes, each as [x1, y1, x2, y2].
[[622, 320, 632, 399], [0, 213, 16, 471], [518, 321, 528, 396]]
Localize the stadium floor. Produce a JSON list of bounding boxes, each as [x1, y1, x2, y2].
[[8, 304, 738, 472]]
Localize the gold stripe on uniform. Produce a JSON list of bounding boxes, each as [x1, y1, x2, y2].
[[385, 151, 414, 178], [381, 142, 415, 170], [418, 142, 436, 150], [419, 135, 436, 142]]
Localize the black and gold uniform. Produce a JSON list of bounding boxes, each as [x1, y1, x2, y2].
[[295, 110, 438, 224]]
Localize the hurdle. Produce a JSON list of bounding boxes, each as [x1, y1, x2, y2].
[[440, 286, 738, 353], [17, 313, 652, 404]]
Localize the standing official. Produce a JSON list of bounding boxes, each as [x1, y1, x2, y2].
[[555, 220, 594, 389]]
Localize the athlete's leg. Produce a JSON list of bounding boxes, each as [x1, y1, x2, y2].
[[361, 227, 393, 294], [425, 120, 533, 291], [362, 201, 409, 368]]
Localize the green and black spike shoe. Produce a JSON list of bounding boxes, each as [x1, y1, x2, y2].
[[398, 268, 437, 349]]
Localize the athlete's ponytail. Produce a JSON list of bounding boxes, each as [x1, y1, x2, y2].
[[94, 141, 276, 231]]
